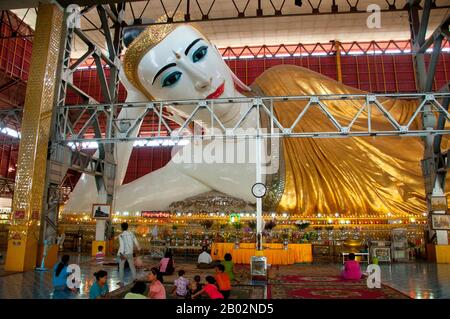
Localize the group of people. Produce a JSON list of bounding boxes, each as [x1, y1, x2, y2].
[[52, 220, 364, 299], [52, 222, 239, 299], [123, 262, 232, 300], [170, 263, 233, 299], [52, 222, 140, 299]]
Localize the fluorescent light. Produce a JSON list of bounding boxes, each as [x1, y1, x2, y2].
[[347, 51, 365, 55], [274, 53, 291, 58], [384, 49, 402, 54], [0, 127, 20, 138]]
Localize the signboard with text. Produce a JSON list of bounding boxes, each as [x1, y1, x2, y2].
[[141, 211, 171, 219]]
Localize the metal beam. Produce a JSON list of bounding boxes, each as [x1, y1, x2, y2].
[[74, 1, 450, 32], [54, 93, 450, 144]]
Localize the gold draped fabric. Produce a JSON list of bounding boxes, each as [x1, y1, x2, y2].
[[252, 65, 437, 217], [211, 243, 313, 265]]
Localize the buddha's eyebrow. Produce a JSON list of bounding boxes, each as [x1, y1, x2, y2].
[[184, 38, 203, 55], [152, 63, 176, 85]]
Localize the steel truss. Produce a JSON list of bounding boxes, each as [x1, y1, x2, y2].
[[0, 176, 15, 197], [0, 108, 22, 134], [0, 10, 35, 39], [40, 3, 126, 245], [408, 0, 450, 244], [55, 93, 450, 143], [218, 39, 449, 60], [72, 0, 450, 31]]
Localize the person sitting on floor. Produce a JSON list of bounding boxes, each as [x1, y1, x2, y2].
[[159, 250, 175, 276], [52, 254, 76, 292], [191, 276, 224, 299], [186, 275, 203, 299], [89, 270, 109, 299], [124, 281, 147, 299], [341, 253, 362, 280], [171, 269, 190, 298], [147, 267, 166, 299], [95, 245, 105, 264], [197, 246, 214, 269], [215, 264, 231, 299]]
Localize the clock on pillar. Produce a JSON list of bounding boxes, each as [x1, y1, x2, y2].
[[252, 183, 267, 198]]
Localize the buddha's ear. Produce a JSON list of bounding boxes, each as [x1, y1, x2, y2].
[[212, 44, 251, 92], [228, 64, 252, 92], [123, 27, 146, 47], [117, 60, 147, 102]]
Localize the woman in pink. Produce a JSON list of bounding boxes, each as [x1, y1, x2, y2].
[[159, 251, 175, 275], [148, 267, 166, 299], [341, 253, 362, 280], [192, 276, 224, 299]]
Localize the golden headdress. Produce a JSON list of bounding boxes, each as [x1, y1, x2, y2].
[[123, 15, 184, 100]]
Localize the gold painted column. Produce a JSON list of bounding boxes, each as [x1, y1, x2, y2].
[[5, 4, 63, 272], [335, 40, 343, 83]]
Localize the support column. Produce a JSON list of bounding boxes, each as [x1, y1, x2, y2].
[[5, 4, 64, 271], [255, 134, 263, 254], [334, 40, 343, 83]]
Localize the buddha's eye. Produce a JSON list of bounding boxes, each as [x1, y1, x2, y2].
[[192, 46, 208, 63], [161, 71, 182, 87]]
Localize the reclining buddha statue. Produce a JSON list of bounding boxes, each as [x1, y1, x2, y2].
[[64, 21, 434, 217]]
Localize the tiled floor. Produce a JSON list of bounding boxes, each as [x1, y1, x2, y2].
[[0, 254, 449, 299], [374, 262, 450, 299], [0, 253, 146, 299]]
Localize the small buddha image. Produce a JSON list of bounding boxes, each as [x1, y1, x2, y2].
[[92, 205, 110, 219]]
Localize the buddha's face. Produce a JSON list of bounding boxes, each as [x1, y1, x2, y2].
[[137, 25, 240, 121]]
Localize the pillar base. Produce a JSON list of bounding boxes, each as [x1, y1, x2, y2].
[[436, 245, 450, 263], [5, 237, 38, 272]]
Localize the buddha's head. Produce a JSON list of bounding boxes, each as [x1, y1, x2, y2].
[[122, 23, 250, 111]]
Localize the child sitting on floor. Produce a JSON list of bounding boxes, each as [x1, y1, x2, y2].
[[215, 264, 231, 299], [95, 245, 105, 264], [191, 276, 224, 299], [186, 275, 203, 299], [172, 269, 190, 298]]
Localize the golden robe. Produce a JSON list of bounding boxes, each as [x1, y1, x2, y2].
[[252, 65, 431, 217]]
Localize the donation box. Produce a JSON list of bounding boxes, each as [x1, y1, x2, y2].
[[250, 256, 267, 281]]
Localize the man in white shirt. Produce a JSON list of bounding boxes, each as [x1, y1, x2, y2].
[[118, 222, 141, 285], [197, 246, 214, 269]]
